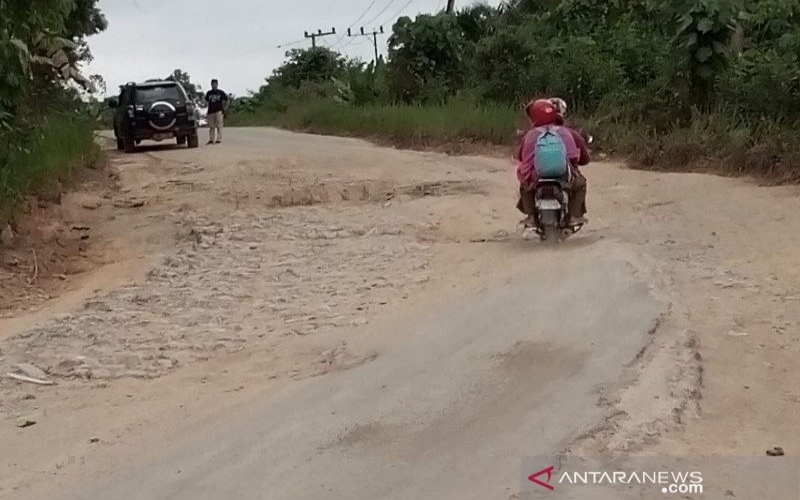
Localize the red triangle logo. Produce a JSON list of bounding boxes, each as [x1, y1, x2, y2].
[[528, 466, 556, 491]]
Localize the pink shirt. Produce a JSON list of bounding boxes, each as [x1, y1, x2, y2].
[[516, 126, 580, 186]]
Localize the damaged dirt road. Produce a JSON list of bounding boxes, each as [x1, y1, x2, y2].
[[2, 128, 800, 499]]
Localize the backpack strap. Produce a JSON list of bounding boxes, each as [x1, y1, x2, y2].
[[538, 125, 561, 138]]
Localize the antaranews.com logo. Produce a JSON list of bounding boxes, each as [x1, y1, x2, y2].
[[528, 466, 704, 495], [523, 455, 800, 498]]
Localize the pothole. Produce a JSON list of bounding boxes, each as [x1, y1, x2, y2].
[[269, 180, 485, 208], [268, 180, 394, 207], [392, 180, 486, 198]]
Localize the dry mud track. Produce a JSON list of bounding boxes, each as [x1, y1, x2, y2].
[[2, 128, 800, 499]]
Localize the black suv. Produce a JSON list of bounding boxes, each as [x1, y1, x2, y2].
[[109, 80, 199, 152]]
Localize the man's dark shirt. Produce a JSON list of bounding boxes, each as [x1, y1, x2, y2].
[[205, 89, 228, 114]]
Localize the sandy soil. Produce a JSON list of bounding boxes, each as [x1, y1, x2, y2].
[[1, 128, 799, 498]]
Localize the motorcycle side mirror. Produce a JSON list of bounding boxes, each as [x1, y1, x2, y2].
[[578, 128, 594, 145]]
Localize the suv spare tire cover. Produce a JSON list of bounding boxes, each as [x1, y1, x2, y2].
[[148, 101, 177, 130]]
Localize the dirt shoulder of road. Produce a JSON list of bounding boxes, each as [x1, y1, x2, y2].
[[1, 160, 116, 314]]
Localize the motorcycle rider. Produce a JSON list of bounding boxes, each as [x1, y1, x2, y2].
[[550, 97, 591, 219], [550, 97, 568, 121], [550, 97, 590, 160], [515, 98, 589, 227]]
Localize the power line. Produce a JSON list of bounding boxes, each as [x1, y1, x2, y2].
[[331, 0, 382, 48], [345, 0, 412, 58], [348, 38, 372, 46], [379, 0, 416, 26], [279, 0, 416, 57], [341, 0, 398, 51], [276, 39, 305, 49], [362, 0, 399, 28], [344, 0, 382, 32]]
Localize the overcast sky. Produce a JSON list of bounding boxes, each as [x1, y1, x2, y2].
[[85, 0, 501, 97]]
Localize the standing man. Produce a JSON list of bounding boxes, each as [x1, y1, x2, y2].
[[205, 79, 228, 144]]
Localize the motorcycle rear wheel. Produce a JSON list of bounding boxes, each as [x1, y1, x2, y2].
[[542, 224, 560, 244]]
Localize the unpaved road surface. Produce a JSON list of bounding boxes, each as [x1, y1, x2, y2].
[[2, 128, 800, 499]]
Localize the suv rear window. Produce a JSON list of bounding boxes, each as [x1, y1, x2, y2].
[[136, 85, 183, 103]]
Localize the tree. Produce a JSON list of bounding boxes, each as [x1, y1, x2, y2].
[[166, 69, 203, 103], [673, 0, 742, 106], [455, 4, 499, 43], [65, 0, 107, 39], [90, 74, 106, 94], [333, 60, 389, 106], [270, 48, 347, 88], [0, 0, 107, 161], [472, 27, 536, 102], [387, 14, 469, 102], [63, 0, 106, 64]]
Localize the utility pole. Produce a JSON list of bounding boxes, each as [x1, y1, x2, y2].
[[446, 0, 456, 13], [304, 27, 336, 48], [347, 26, 385, 64]]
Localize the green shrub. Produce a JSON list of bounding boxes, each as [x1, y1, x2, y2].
[[0, 112, 98, 222]]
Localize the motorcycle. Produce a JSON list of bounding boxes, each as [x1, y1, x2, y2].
[[532, 176, 584, 243], [532, 132, 592, 244], [517, 127, 594, 243]]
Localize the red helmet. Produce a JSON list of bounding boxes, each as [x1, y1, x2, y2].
[[525, 99, 558, 127]]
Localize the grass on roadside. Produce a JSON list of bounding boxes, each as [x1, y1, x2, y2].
[[0, 112, 99, 223], [229, 99, 520, 148]]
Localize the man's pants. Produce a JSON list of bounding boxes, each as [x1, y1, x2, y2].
[[517, 170, 588, 218], [208, 111, 224, 142]]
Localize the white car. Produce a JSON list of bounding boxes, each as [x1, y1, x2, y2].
[[195, 107, 208, 128]]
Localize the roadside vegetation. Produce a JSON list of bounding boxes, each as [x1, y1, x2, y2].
[[230, 0, 800, 182], [0, 0, 106, 224], [232, 98, 517, 148]]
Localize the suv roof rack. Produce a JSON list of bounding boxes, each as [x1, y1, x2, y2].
[[140, 80, 175, 86]]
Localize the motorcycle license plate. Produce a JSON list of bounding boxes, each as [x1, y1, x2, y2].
[[153, 133, 173, 141], [536, 199, 561, 210]]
